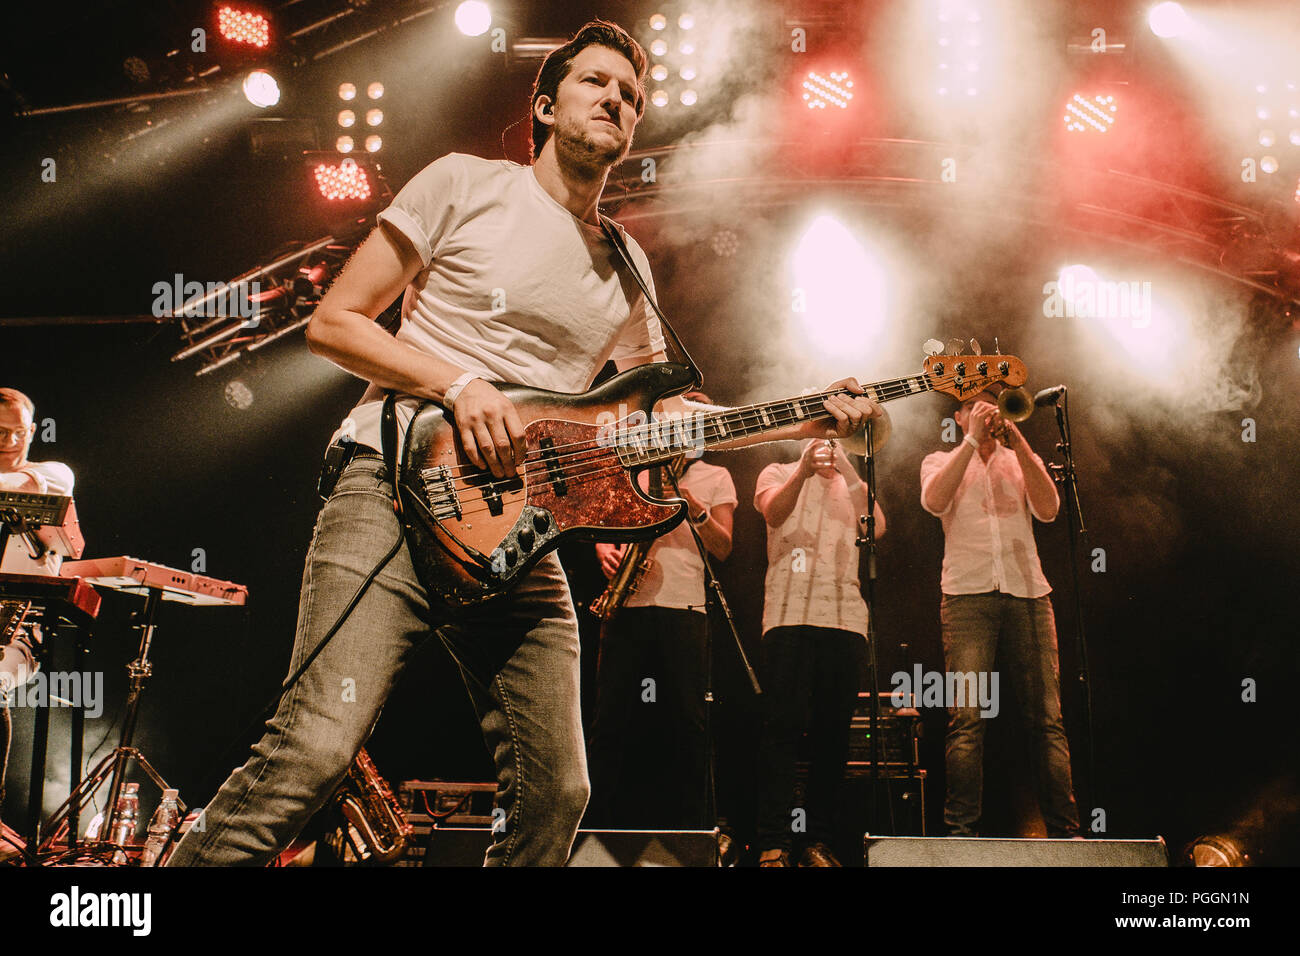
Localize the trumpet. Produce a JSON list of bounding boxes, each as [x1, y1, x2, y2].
[[990, 387, 1033, 447]]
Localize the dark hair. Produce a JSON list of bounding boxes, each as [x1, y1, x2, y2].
[[530, 19, 647, 160], [0, 387, 35, 418]]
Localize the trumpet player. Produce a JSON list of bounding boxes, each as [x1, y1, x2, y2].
[[585, 391, 737, 830], [920, 388, 1081, 838]]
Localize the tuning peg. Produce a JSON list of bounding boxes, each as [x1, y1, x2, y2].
[[945, 337, 965, 356], [922, 338, 944, 357], [969, 338, 982, 355], [994, 336, 1001, 355]]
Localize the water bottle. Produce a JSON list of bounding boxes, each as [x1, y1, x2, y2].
[[140, 788, 181, 867], [110, 782, 140, 864]]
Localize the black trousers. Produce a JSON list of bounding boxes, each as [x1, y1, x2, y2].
[[585, 606, 710, 829], [755, 625, 864, 850]]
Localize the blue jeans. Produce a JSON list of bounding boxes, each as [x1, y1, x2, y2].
[[940, 591, 1079, 837], [167, 456, 589, 866]]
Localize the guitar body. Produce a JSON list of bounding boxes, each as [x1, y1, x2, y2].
[[398, 362, 697, 607]]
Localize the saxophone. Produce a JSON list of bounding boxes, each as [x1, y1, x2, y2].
[[589, 455, 689, 622], [325, 747, 413, 865]]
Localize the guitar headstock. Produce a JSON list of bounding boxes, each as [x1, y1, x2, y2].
[[921, 353, 1027, 401]]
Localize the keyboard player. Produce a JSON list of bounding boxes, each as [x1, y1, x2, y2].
[[1, 388, 76, 824]]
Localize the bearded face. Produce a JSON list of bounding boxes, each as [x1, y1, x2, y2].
[[545, 45, 640, 173]]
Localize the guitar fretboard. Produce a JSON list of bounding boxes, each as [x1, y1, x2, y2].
[[615, 374, 933, 467]]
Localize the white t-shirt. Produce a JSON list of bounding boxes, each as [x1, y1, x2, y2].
[[754, 461, 869, 638], [1, 460, 76, 575], [919, 445, 1054, 598], [337, 152, 665, 451], [625, 460, 737, 611]]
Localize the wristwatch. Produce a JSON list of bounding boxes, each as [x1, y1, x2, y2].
[[689, 507, 709, 526]]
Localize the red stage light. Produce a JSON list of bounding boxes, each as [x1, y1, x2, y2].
[[1064, 93, 1117, 133], [314, 161, 372, 201], [218, 7, 271, 48], [802, 70, 854, 110]]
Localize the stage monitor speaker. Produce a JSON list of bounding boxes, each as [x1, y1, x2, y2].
[[420, 828, 720, 867], [864, 836, 1169, 867]]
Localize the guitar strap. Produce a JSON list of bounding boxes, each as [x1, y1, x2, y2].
[[381, 390, 402, 521], [598, 213, 703, 391]]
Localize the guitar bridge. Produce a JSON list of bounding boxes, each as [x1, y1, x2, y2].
[[420, 465, 462, 520]]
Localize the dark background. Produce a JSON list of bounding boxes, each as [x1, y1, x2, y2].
[[2, 0, 1298, 864]]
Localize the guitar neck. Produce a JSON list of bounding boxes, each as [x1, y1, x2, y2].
[[617, 373, 934, 467]]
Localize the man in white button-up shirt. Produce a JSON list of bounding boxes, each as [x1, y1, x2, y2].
[[920, 390, 1080, 838]]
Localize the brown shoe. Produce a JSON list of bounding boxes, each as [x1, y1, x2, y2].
[[798, 842, 842, 867], [758, 848, 790, 867]]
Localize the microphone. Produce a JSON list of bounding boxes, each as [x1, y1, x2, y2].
[[1033, 385, 1066, 407]]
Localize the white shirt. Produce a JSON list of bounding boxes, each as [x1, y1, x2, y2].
[[919, 444, 1055, 598], [754, 461, 869, 638], [1, 460, 76, 575], [337, 152, 665, 451], [625, 461, 737, 611]]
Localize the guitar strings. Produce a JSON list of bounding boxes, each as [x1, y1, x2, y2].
[[439, 371, 943, 484], [436, 367, 973, 492], [440, 368, 987, 520]]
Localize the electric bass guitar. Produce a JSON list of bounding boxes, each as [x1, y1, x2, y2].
[[396, 350, 1026, 606]]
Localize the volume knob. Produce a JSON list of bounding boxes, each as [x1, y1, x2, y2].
[[517, 528, 535, 551], [532, 511, 550, 532]]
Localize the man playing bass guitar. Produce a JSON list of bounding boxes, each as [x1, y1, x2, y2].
[[168, 20, 881, 867]]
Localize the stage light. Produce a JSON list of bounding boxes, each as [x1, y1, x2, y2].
[[791, 214, 888, 358], [1148, 2, 1188, 39], [224, 379, 254, 410], [1064, 93, 1118, 133], [218, 6, 270, 49], [366, 109, 383, 127], [802, 70, 854, 110], [367, 82, 384, 100], [651, 89, 669, 107], [680, 65, 696, 81], [1058, 264, 1100, 303], [651, 64, 668, 81], [649, 13, 667, 31], [1294, 177, 1300, 204], [315, 161, 372, 201], [1290, 130, 1300, 146], [680, 89, 697, 106], [1257, 106, 1271, 120], [243, 70, 280, 108], [679, 13, 694, 30], [679, 42, 695, 56], [338, 110, 355, 128], [1259, 129, 1275, 147], [651, 39, 668, 57], [1260, 156, 1278, 174], [365, 135, 382, 153], [336, 135, 354, 153], [339, 83, 356, 101], [1187, 834, 1250, 867], [455, 2, 491, 37], [711, 229, 738, 257]]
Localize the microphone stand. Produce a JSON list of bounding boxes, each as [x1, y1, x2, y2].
[[666, 468, 761, 854], [847, 423, 894, 837], [1043, 389, 1097, 825]]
